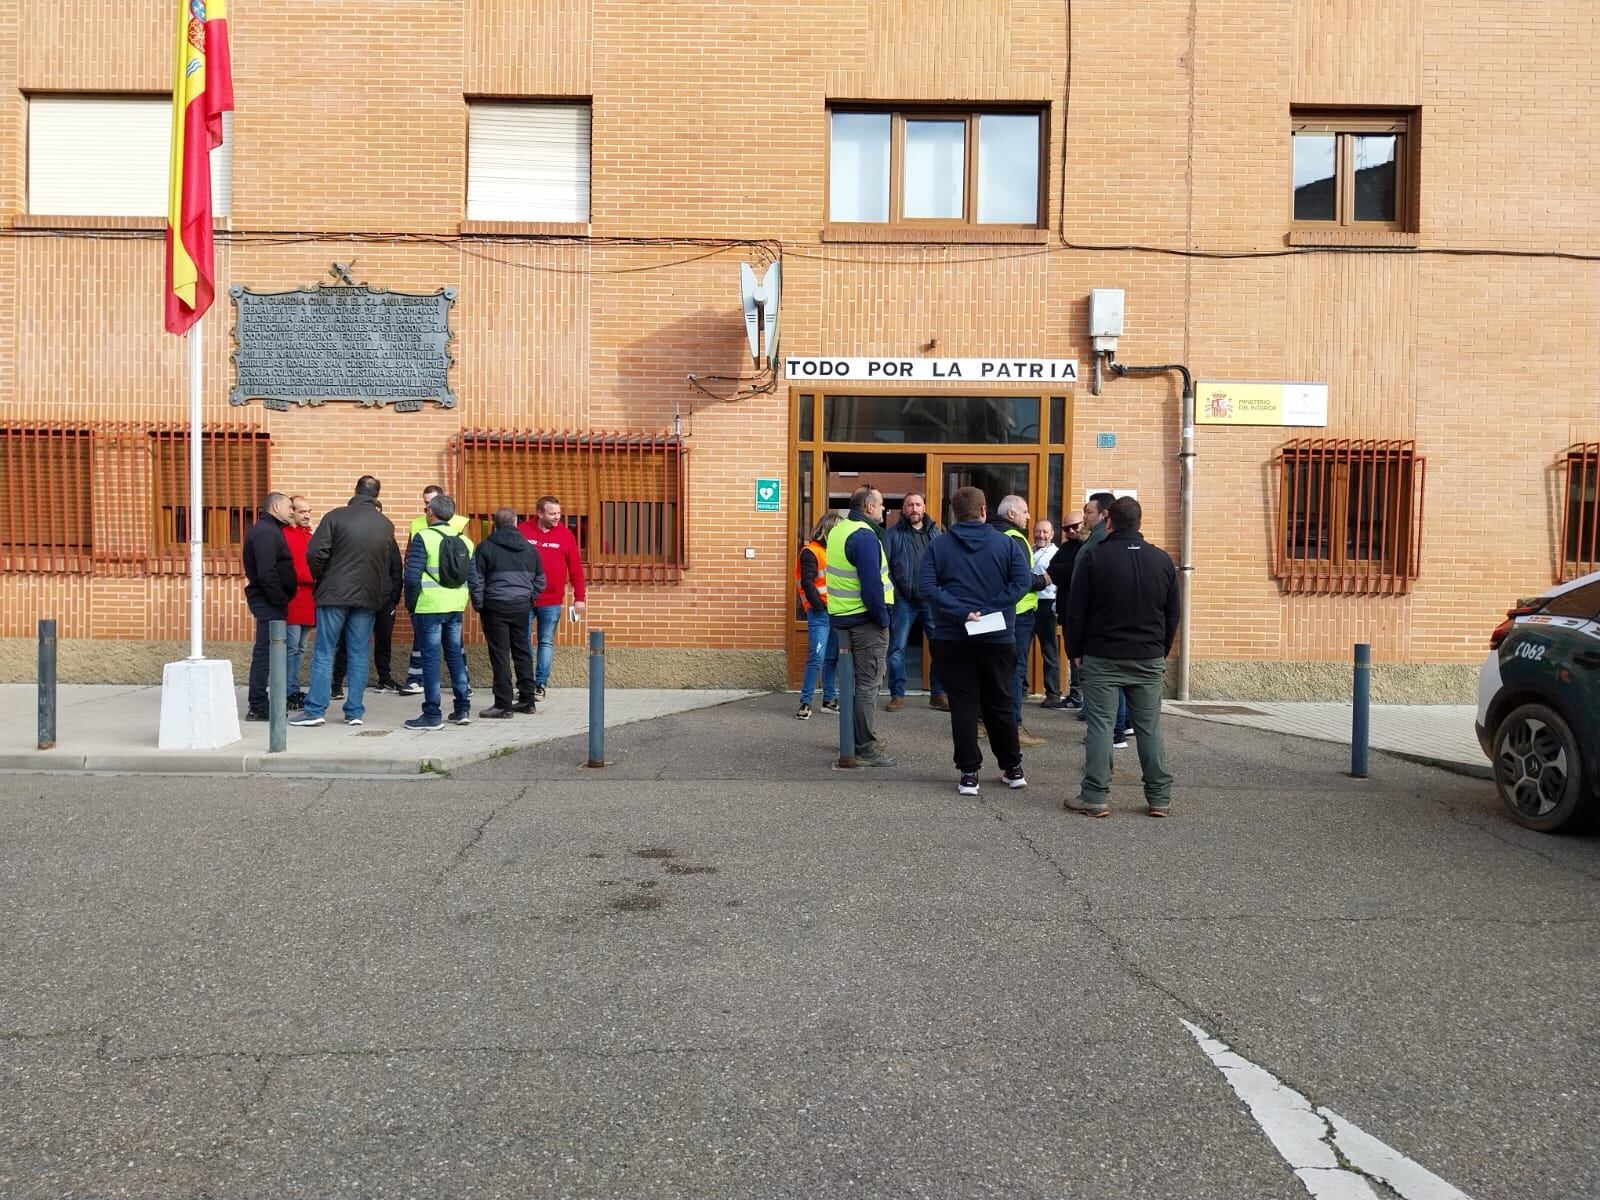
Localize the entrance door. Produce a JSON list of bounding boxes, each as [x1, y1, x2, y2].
[[928, 453, 1044, 695]]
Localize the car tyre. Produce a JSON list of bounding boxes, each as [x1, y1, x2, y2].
[[1492, 703, 1590, 833]]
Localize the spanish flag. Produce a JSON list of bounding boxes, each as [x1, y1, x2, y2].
[[165, 0, 234, 335]]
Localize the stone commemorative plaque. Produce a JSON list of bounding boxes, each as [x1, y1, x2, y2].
[[229, 283, 457, 411]]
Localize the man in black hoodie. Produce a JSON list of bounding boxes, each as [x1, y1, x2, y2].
[[241, 491, 298, 722], [471, 507, 547, 718], [919, 486, 1032, 797], [1063, 496, 1180, 818]]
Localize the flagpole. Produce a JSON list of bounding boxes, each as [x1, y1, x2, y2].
[[187, 316, 204, 661]]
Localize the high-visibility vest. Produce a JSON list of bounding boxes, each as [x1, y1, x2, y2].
[[413, 525, 473, 614], [409, 512, 469, 538], [795, 540, 828, 613], [1004, 525, 1038, 615], [825, 517, 894, 617]]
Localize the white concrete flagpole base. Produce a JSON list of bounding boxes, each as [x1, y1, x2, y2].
[[157, 658, 241, 750]]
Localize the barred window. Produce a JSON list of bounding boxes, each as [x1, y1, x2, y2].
[[0, 425, 93, 571], [1561, 444, 1600, 581], [1275, 439, 1425, 595], [149, 429, 271, 573], [452, 431, 687, 584]]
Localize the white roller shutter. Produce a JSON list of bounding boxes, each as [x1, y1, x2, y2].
[[28, 97, 232, 218], [467, 102, 590, 223]]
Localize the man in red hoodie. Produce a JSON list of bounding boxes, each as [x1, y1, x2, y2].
[[283, 495, 317, 708], [517, 495, 586, 702]]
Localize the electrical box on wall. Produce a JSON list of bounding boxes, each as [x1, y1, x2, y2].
[[1089, 289, 1125, 353]]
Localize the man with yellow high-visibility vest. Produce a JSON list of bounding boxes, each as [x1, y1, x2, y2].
[[990, 495, 1050, 748], [826, 485, 896, 767], [402, 492, 480, 731]]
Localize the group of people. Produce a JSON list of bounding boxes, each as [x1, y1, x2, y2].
[[240, 478, 587, 731], [796, 486, 1181, 816]]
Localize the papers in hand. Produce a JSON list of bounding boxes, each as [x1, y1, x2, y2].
[[964, 611, 1006, 636]]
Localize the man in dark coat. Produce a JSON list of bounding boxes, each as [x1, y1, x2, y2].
[[1045, 510, 1086, 708], [241, 491, 297, 722], [1063, 496, 1181, 818], [884, 492, 947, 712], [470, 507, 547, 718], [918, 485, 1032, 796], [292, 476, 395, 727]]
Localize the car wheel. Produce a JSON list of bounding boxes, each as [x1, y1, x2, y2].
[[1492, 703, 1590, 833]]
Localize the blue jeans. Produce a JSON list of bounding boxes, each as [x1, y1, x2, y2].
[[800, 609, 838, 705], [532, 604, 562, 688], [286, 623, 313, 691], [413, 611, 470, 720], [887, 599, 943, 699], [304, 605, 375, 720], [1012, 610, 1036, 724]]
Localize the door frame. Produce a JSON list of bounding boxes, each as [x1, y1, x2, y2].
[[786, 387, 1074, 689]]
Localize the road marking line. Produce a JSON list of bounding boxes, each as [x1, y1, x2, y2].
[[1182, 1020, 1472, 1200]]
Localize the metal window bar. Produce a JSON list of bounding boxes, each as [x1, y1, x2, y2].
[[1276, 437, 1423, 595], [450, 429, 689, 587], [1561, 443, 1600, 581], [0, 424, 94, 573], [147, 426, 271, 575]]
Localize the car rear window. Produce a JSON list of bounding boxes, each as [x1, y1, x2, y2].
[[1542, 579, 1600, 619]]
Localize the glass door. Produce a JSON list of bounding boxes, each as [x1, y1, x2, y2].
[[930, 456, 1035, 529]]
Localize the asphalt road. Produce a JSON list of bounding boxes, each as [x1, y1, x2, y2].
[[2, 694, 1595, 1199]]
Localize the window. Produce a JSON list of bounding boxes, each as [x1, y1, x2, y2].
[[1290, 109, 1413, 231], [1561, 444, 1600, 581], [0, 426, 93, 571], [1542, 579, 1600, 621], [822, 394, 1040, 444], [1275, 439, 1425, 595], [466, 101, 591, 223], [149, 429, 270, 571], [452, 431, 687, 583], [828, 108, 1043, 226], [27, 96, 231, 218]]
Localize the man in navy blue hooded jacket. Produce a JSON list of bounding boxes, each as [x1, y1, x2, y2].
[[918, 485, 1033, 796]]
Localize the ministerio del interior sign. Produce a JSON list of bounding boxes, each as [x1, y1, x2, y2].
[[1195, 380, 1328, 427], [784, 356, 1079, 383]]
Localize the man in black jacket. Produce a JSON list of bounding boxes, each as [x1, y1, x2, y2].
[[1045, 511, 1086, 708], [293, 476, 395, 727], [333, 517, 405, 698], [470, 507, 546, 718], [241, 492, 298, 722], [1062, 496, 1180, 818]]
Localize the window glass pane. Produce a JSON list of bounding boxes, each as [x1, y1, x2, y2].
[[1564, 456, 1598, 568], [823, 395, 1039, 444], [1048, 454, 1064, 536], [903, 121, 965, 219], [977, 114, 1039, 224], [1352, 135, 1398, 222], [1049, 396, 1065, 444], [1292, 132, 1337, 221], [829, 112, 890, 222], [1284, 455, 1332, 560], [1543, 580, 1600, 620], [798, 394, 814, 442]]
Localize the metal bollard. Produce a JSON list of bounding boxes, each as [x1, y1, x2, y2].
[[586, 629, 606, 768], [1351, 642, 1370, 778], [835, 642, 857, 768], [37, 619, 56, 750], [268, 619, 287, 753]]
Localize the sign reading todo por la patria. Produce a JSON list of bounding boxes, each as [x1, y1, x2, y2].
[[784, 356, 1078, 383], [229, 283, 458, 411]]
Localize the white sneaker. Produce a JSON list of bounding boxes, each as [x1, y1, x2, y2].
[[345, 717, 364, 727], [399, 682, 423, 696], [289, 715, 325, 727]]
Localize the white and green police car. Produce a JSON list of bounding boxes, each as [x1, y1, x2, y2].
[[1477, 570, 1600, 832]]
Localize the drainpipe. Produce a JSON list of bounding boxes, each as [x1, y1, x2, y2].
[[1109, 361, 1195, 701]]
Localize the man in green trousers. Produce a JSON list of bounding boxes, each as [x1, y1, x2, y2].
[[1062, 495, 1181, 817]]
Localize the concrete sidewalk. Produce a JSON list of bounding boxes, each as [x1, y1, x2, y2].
[[1164, 700, 1488, 778], [0, 684, 756, 777]]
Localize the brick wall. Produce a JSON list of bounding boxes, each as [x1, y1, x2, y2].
[[0, 0, 1594, 672]]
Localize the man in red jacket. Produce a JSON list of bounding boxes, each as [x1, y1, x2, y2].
[[283, 495, 317, 708], [517, 495, 586, 702]]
